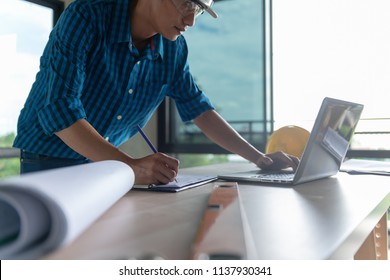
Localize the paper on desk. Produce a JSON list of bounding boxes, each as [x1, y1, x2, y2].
[[340, 159, 390, 176], [0, 160, 134, 259]]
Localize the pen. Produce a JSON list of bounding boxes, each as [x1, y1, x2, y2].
[[136, 124, 178, 183], [136, 124, 158, 153]]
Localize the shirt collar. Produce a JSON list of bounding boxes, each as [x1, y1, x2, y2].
[[151, 34, 165, 60], [128, 34, 165, 61]]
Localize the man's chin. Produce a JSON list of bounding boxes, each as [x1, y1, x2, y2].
[[162, 33, 180, 41], [159, 29, 182, 41]]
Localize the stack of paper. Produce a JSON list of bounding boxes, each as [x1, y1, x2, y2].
[[341, 159, 390, 176]]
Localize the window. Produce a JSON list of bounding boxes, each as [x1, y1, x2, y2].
[[0, 0, 63, 177], [272, 0, 390, 159], [158, 0, 273, 158], [159, 0, 390, 163]]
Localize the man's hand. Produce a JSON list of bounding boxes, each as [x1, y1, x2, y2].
[[256, 151, 300, 171], [129, 153, 180, 185]]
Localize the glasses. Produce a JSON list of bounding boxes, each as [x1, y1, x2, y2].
[[171, 0, 205, 18]]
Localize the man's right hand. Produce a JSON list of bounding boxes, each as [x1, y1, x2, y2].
[[256, 151, 300, 171], [128, 153, 180, 185]]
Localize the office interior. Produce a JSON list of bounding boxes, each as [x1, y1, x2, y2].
[[0, 0, 389, 260]]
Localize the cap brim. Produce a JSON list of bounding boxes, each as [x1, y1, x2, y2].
[[194, 0, 218, 19], [205, 8, 218, 18]]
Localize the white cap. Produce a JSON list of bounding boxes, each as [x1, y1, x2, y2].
[[195, 0, 218, 18]]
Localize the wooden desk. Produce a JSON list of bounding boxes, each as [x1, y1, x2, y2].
[[44, 163, 390, 260]]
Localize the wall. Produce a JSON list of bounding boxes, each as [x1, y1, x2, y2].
[[61, 0, 73, 7]]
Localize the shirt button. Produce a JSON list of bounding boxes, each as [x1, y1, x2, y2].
[[136, 61, 141, 65], [105, 137, 109, 141], [128, 88, 133, 94], [117, 115, 122, 120]]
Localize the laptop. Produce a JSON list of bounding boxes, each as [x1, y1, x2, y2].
[[218, 97, 364, 185]]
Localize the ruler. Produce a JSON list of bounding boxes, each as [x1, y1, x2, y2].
[[191, 182, 256, 260]]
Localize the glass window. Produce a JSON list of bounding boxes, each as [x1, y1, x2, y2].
[[272, 0, 390, 159], [0, 0, 63, 176], [158, 0, 272, 164]]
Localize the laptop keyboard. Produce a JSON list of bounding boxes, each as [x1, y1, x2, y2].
[[250, 172, 294, 182]]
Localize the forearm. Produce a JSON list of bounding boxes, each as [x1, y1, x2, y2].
[[55, 119, 179, 184], [55, 119, 132, 164], [193, 110, 264, 164]]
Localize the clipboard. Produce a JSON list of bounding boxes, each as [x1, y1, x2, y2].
[[133, 175, 217, 192]]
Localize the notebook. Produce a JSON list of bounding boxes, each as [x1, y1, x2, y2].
[[133, 174, 217, 192], [218, 97, 364, 185]]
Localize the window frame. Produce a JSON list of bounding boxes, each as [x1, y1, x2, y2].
[[25, 0, 64, 24]]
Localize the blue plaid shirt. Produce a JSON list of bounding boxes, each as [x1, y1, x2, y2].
[[13, 0, 214, 159]]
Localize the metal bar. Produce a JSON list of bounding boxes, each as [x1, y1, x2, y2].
[[0, 148, 20, 159]]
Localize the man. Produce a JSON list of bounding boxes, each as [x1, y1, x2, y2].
[[14, 0, 299, 184]]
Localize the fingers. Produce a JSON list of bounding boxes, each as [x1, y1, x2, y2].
[[257, 151, 300, 171], [290, 155, 300, 170], [131, 153, 180, 185], [153, 160, 178, 184], [160, 153, 179, 176]]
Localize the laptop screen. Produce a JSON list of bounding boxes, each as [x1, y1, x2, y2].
[[294, 97, 364, 184]]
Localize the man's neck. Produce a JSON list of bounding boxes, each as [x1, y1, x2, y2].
[[130, 0, 158, 50]]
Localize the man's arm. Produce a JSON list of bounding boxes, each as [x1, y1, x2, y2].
[[55, 119, 179, 185], [193, 110, 299, 170]]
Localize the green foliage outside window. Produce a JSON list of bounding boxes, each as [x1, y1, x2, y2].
[[0, 158, 19, 179], [177, 154, 229, 168]]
